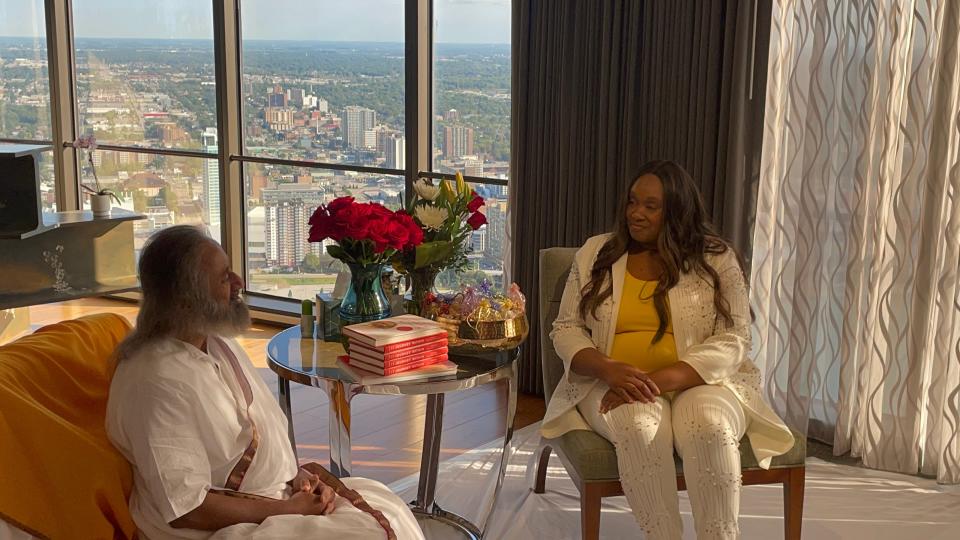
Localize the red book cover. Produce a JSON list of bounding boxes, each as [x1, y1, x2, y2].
[[341, 314, 446, 347], [348, 338, 447, 362], [349, 346, 448, 370]]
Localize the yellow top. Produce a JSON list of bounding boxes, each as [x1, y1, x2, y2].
[[610, 274, 678, 371]]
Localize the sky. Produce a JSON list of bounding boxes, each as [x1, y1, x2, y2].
[[0, 0, 510, 43]]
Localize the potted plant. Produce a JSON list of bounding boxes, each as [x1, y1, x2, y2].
[[73, 134, 122, 217]]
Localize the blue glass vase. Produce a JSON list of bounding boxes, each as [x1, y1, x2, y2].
[[338, 263, 392, 328]]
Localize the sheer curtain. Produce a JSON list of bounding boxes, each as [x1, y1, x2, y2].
[[751, 0, 960, 483]]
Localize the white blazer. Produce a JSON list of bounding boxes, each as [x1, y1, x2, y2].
[[541, 234, 794, 469]]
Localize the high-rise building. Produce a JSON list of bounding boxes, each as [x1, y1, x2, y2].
[[268, 84, 287, 107], [287, 88, 304, 108], [363, 129, 378, 150], [484, 200, 507, 263], [443, 125, 474, 158], [265, 107, 294, 132], [464, 157, 484, 177], [201, 127, 220, 230], [263, 185, 329, 268], [385, 134, 405, 169], [342, 106, 377, 148], [470, 226, 487, 254]]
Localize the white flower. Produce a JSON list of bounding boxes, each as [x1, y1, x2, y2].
[[413, 179, 441, 201], [415, 205, 448, 230]]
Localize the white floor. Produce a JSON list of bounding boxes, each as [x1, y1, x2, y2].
[[390, 423, 960, 539]]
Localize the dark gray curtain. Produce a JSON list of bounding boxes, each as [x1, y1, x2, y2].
[[510, 0, 770, 395]]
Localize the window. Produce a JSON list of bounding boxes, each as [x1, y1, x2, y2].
[[244, 162, 403, 299], [239, 0, 408, 301], [72, 1, 217, 151], [432, 0, 510, 180], [0, 1, 54, 211], [0, 1, 51, 142], [240, 1, 405, 168], [78, 150, 220, 249], [432, 0, 510, 290], [16, 0, 512, 312], [71, 1, 220, 240]]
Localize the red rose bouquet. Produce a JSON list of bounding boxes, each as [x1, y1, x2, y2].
[[308, 196, 424, 265]]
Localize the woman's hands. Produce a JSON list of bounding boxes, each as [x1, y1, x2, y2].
[[598, 360, 660, 407]]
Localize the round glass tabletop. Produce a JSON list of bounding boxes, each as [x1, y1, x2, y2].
[[266, 325, 520, 395]]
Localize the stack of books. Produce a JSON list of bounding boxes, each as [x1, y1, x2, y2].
[[337, 314, 457, 384]]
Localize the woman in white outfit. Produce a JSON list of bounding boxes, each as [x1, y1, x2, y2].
[[540, 160, 795, 539]]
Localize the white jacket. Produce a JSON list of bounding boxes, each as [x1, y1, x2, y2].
[[541, 234, 795, 468]]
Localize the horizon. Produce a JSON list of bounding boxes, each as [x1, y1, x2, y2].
[[0, 36, 509, 46], [0, 0, 510, 44]]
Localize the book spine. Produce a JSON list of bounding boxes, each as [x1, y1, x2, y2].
[[350, 347, 448, 369], [351, 355, 449, 376], [381, 334, 446, 352], [349, 339, 447, 361]]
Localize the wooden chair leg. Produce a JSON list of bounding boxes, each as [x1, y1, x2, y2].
[[783, 467, 805, 540], [580, 483, 602, 540], [533, 444, 553, 494]]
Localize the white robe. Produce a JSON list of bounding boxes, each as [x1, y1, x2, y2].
[[541, 233, 795, 468], [106, 336, 423, 540]]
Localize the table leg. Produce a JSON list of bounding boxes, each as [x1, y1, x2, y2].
[[480, 362, 518, 537], [278, 377, 297, 458], [326, 379, 352, 478], [414, 393, 445, 512]]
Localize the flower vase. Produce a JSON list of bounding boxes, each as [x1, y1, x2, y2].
[[407, 266, 441, 315], [338, 263, 392, 336]]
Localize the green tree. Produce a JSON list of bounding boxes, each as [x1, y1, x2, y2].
[[301, 253, 322, 273]]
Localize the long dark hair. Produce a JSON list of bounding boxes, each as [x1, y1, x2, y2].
[[578, 160, 744, 343]]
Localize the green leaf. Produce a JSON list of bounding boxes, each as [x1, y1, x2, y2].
[[326, 244, 350, 263], [414, 240, 457, 269]]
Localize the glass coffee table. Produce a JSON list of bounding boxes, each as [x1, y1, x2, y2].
[[266, 325, 520, 540]]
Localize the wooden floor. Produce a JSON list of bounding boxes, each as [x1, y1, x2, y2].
[[20, 298, 546, 485]]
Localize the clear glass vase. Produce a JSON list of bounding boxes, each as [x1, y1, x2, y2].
[[338, 263, 392, 328], [407, 266, 441, 316]]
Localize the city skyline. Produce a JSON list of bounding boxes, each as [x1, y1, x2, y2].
[[1, 8, 511, 295], [0, 0, 510, 44]]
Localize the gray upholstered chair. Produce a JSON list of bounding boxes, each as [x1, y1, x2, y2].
[[534, 247, 806, 540]]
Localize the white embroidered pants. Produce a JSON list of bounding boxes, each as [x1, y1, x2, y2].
[[579, 383, 747, 539]]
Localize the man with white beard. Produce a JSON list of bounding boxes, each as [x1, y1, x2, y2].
[[106, 225, 423, 540]]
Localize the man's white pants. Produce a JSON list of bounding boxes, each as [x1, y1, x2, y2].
[[579, 384, 748, 539]]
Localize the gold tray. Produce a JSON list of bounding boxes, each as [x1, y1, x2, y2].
[[437, 314, 529, 352]]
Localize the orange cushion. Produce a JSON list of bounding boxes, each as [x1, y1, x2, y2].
[[0, 313, 137, 539]]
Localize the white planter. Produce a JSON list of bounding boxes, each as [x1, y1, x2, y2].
[[89, 193, 112, 217]]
